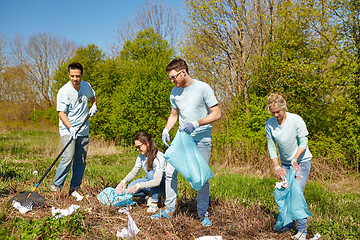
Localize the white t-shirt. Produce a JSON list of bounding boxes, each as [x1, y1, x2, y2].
[[135, 151, 167, 173], [56, 81, 95, 136], [265, 112, 312, 164], [170, 79, 218, 141]]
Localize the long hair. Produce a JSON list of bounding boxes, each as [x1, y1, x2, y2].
[[135, 132, 158, 171]]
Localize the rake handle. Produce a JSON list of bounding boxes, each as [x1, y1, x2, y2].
[[27, 114, 90, 198]]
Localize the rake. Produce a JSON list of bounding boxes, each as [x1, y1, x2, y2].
[[9, 114, 90, 211]]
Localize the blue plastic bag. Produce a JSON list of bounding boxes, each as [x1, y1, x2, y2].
[[97, 187, 135, 207], [164, 130, 213, 191], [273, 167, 312, 231]]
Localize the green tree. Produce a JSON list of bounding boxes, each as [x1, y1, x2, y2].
[[108, 28, 175, 146]]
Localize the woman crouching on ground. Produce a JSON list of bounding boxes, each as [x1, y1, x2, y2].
[[115, 132, 166, 213]]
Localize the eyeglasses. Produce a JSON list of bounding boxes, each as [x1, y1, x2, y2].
[[135, 143, 144, 150], [78, 94, 82, 103], [167, 70, 183, 80]]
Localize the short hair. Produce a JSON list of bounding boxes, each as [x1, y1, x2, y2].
[[166, 58, 189, 74], [266, 93, 287, 114], [68, 62, 83, 74]]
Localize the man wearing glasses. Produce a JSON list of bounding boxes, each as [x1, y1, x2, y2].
[[50, 62, 97, 198], [151, 58, 221, 226]]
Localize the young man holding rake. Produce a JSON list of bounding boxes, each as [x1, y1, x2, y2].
[[50, 62, 97, 198]]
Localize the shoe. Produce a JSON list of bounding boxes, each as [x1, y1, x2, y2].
[[291, 232, 306, 240], [147, 204, 159, 213], [200, 216, 212, 226], [151, 210, 171, 219], [146, 197, 152, 206], [50, 185, 61, 196]]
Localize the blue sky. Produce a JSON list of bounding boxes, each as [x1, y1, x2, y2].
[[0, 0, 185, 52]]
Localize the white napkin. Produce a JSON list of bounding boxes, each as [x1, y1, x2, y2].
[[116, 207, 140, 239], [71, 190, 84, 201], [52, 204, 80, 219], [275, 178, 289, 189], [195, 237, 223, 240], [12, 201, 32, 213]]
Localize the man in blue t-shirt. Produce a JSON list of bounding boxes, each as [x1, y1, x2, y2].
[[50, 62, 97, 198], [151, 58, 221, 226]]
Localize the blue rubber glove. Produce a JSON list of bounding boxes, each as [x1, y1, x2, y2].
[[89, 104, 97, 117], [181, 121, 200, 133], [162, 129, 170, 147]]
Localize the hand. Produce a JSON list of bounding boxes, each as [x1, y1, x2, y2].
[[291, 158, 299, 172], [162, 129, 170, 147], [89, 104, 97, 117], [115, 181, 126, 195], [69, 127, 77, 140], [274, 165, 286, 180], [180, 121, 200, 133], [127, 183, 140, 195]]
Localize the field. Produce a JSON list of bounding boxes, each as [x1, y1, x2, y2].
[[0, 123, 359, 239]]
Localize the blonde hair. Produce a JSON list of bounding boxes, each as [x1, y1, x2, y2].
[[266, 93, 287, 114]]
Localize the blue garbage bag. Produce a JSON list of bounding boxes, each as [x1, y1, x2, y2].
[[273, 167, 312, 231], [164, 130, 213, 191], [97, 187, 135, 207]]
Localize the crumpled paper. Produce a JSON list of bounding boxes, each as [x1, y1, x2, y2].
[[12, 201, 32, 213], [309, 233, 321, 240], [275, 178, 289, 189], [71, 190, 84, 201], [52, 204, 80, 219], [116, 207, 140, 239], [195, 237, 223, 240]]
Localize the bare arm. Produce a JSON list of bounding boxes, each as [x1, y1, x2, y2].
[[90, 96, 97, 105], [164, 108, 179, 131], [58, 111, 72, 129], [198, 104, 222, 126]]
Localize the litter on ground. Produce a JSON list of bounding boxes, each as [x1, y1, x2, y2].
[[52, 204, 80, 219], [116, 206, 140, 239]]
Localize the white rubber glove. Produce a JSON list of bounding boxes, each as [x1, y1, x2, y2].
[[89, 104, 97, 117], [69, 127, 77, 140], [181, 121, 200, 133], [274, 165, 286, 180], [115, 181, 127, 195], [162, 129, 170, 147]]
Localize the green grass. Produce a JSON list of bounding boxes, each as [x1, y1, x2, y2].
[[0, 129, 360, 239]]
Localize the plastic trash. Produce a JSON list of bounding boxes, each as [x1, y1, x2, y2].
[[195, 237, 223, 240], [273, 167, 312, 231], [116, 206, 140, 239], [97, 187, 135, 207], [52, 204, 80, 219], [164, 130, 213, 191], [12, 201, 32, 213]]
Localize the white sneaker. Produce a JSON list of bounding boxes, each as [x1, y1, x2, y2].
[[147, 204, 159, 213], [291, 232, 306, 240], [146, 197, 152, 206]]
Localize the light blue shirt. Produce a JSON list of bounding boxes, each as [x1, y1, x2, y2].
[[57, 81, 95, 137], [135, 151, 167, 173], [170, 79, 218, 141], [265, 112, 312, 164]]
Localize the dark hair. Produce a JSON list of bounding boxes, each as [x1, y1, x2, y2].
[[166, 58, 189, 74], [135, 132, 158, 171], [68, 62, 83, 74]]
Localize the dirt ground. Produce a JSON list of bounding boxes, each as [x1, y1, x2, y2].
[[2, 185, 295, 240]]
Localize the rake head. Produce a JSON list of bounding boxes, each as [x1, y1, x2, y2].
[[9, 191, 46, 211]]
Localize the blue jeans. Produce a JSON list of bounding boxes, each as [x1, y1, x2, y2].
[[128, 170, 165, 203], [282, 161, 311, 235], [165, 138, 212, 218], [51, 135, 89, 191]]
